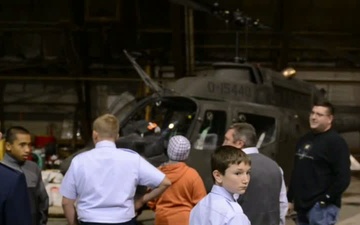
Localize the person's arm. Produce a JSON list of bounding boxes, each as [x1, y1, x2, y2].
[[136, 176, 171, 209], [136, 156, 171, 210], [60, 160, 78, 225], [146, 187, 158, 211], [37, 169, 49, 225], [286, 155, 297, 215], [286, 137, 303, 215], [287, 170, 294, 202], [278, 168, 288, 225], [323, 137, 351, 204], [62, 197, 78, 225], [5, 173, 32, 225]]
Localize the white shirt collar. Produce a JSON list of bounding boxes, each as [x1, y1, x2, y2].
[[242, 147, 259, 154]]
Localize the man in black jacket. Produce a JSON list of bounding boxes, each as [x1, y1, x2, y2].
[[0, 159, 32, 225], [1, 127, 49, 225], [287, 101, 351, 225]]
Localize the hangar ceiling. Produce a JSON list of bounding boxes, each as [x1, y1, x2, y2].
[[1, 0, 360, 79]]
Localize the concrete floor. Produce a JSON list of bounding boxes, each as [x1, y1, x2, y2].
[[48, 174, 360, 225]]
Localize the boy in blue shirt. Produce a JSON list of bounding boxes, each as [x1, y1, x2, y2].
[[189, 145, 251, 225]]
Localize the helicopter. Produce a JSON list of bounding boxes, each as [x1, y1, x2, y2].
[[112, 1, 360, 190], [60, 0, 360, 192], [113, 49, 360, 191]]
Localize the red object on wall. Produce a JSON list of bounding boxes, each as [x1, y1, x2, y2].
[[34, 136, 56, 148]]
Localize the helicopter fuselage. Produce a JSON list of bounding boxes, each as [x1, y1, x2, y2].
[[118, 62, 360, 191]]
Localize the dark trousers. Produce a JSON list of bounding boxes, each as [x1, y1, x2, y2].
[[80, 218, 137, 225]]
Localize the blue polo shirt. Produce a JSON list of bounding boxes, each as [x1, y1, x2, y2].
[[60, 140, 165, 223]]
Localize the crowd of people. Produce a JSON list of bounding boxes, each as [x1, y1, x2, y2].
[[0, 101, 351, 225]]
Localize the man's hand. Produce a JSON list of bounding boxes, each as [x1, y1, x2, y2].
[[287, 202, 295, 215]]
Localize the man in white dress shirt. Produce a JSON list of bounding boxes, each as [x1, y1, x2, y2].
[[60, 114, 171, 225]]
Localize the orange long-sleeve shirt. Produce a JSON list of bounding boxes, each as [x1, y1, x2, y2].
[[148, 162, 206, 225]]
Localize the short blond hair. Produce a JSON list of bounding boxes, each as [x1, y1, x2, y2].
[[93, 114, 119, 139]]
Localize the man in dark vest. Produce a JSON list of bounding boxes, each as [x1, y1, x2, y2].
[[1, 127, 49, 225], [223, 123, 288, 225], [0, 160, 32, 225]]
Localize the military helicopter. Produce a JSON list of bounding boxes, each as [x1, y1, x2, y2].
[[61, 0, 360, 191], [115, 48, 360, 191], [113, 1, 360, 190]]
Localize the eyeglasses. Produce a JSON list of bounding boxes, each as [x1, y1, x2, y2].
[[310, 111, 329, 117]]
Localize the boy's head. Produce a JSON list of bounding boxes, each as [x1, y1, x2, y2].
[[211, 145, 251, 194], [167, 135, 191, 161], [5, 126, 32, 162]]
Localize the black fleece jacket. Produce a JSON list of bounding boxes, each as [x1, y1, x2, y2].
[[287, 129, 351, 211]]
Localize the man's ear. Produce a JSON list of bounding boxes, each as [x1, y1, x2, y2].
[[235, 140, 245, 149], [213, 170, 223, 184], [92, 130, 98, 140], [5, 142, 11, 151]]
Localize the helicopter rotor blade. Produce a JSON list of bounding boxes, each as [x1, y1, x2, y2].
[[169, 0, 360, 66], [123, 50, 163, 95]]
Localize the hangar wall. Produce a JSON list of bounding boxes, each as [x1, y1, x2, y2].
[[297, 71, 360, 151], [1, 80, 140, 140]]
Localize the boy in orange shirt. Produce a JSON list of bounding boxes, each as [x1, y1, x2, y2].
[[148, 135, 207, 225]]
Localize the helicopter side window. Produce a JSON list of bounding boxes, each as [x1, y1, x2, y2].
[[235, 113, 276, 146], [194, 110, 227, 151]]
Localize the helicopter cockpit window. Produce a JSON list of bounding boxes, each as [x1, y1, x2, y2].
[[120, 97, 197, 141], [234, 113, 276, 146], [194, 110, 226, 151]]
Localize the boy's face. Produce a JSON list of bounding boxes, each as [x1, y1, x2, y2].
[[213, 162, 251, 195], [5, 133, 32, 162]]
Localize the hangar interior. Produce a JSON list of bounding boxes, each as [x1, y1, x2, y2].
[[1, 0, 360, 150], [1, 0, 360, 224]]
